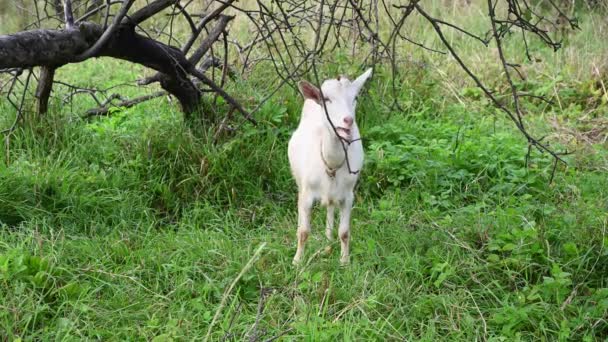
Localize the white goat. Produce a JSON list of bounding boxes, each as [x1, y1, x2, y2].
[[288, 68, 372, 265]]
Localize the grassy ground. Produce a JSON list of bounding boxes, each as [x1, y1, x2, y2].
[[1, 2, 608, 341]]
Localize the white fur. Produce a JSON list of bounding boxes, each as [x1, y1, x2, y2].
[[288, 68, 372, 265]]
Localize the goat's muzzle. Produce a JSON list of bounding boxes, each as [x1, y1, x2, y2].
[[336, 127, 351, 140]]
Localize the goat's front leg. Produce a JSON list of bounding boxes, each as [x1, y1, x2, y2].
[[293, 190, 313, 265], [338, 194, 354, 265], [324, 205, 335, 254], [326, 205, 334, 241]]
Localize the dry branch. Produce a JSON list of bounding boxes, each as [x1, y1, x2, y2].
[[84, 91, 165, 117], [138, 14, 234, 86]]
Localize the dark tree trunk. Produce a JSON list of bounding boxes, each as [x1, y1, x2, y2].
[[35, 66, 56, 115]]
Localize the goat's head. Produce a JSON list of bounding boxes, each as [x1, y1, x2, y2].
[[298, 68, 372, 140]]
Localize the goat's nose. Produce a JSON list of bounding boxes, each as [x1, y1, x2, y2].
[[343, 116, 354, 127]]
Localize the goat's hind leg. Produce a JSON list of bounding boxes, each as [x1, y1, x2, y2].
[[293, 191, 313, 265]]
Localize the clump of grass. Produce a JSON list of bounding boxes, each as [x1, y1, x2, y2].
[[1, 1, 608, 340]]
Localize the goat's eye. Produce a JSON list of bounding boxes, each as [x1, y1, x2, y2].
[[323, 97, 332, 103]]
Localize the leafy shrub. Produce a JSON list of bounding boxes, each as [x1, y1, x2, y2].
[[362, 108, 551, 208]]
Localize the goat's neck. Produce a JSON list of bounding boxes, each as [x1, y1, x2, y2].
[[320, 126, 348, 169]]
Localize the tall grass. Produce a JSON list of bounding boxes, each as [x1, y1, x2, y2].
[[1, 1, 607, 340]]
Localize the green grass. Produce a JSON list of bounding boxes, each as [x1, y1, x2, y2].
[[1, 2, 608, 341]]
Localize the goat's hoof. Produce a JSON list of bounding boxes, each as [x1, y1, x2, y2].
[[292, 257, 302, 266], [340, 258, 350, 266], [323, 246, 333, 255]]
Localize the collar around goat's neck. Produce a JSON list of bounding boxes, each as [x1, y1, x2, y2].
[[320, 139, 346, 179]]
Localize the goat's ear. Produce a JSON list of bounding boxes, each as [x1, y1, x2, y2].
[[298, 81, 322, 104], [351, 68, 373, 97]]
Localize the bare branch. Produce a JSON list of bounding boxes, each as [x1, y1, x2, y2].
[[84, 91, 165, 117], [414, 2, 566, 176], [190, 68, 257, 125], [129, 0, 179, 25], [2, 69, 33, 136]]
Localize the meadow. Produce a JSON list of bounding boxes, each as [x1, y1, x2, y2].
[[1, 1, 607, 340]]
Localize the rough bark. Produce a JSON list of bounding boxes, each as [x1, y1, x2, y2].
[[0, 27, 92, 68]]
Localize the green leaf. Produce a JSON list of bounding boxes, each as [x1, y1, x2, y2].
[[501, 243, 517, 252], [152, 334, 173, 342]]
